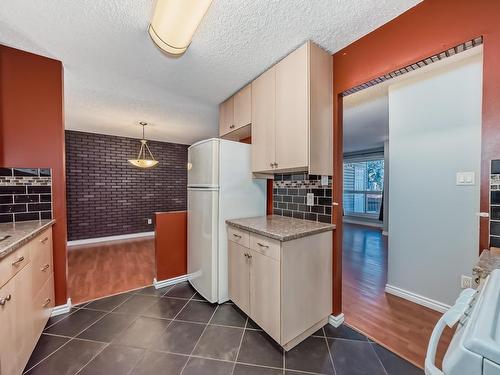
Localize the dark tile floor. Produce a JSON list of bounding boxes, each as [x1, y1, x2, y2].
[[25, 282, 424, 375]]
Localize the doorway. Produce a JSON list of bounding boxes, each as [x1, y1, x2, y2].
[[339, 44, 483, 367]]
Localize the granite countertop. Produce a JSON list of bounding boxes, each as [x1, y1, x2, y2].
[[473, 249, 500, 280], [0, 219, 55, 259], [226, 215, 335, 242]]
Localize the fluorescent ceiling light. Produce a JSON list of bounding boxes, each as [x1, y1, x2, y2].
[[149, 0, 213, 56]]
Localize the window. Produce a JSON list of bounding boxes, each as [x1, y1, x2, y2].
[[343, 159, 384, 218]]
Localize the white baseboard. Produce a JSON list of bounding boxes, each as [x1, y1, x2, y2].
[[153, 274, 189, 289], [51, 298, 72, 317], [328, 313, 345, 328], [382, 231, 389, 236], [385, 284, 450, 313], [68, 231, 155, 246]]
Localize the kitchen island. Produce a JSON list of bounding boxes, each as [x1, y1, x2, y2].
[[226, 215, 335, 350]]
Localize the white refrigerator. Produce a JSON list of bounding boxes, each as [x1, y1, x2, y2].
[[187, 138, 266, 303]]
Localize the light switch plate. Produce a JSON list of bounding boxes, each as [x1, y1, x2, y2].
[[306, 193, 314, 206], [321, 175, 329, 186], [456, 172, 475, 186]]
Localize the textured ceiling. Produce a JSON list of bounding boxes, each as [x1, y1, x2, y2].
[[0, 0, 420, 145]]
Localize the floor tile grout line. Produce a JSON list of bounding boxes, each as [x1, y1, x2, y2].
[[324, 332, 338, 375], [179, 302, 220, 375], [368, 341, 390, 375], [230, 316, 248, 375], [73, 342, 110, 375], [22, 336, 75, 374]]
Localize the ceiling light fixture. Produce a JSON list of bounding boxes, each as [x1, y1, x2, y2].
[[128, 122, 159, 168], [149, 0, 212, 56]]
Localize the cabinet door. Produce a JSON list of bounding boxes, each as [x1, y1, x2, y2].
[[228, 241, 250, 315], [0, 279, 16, 375], [275, 43, 309, 170], [234, 84, 252, 129], [219, 96, 234, 136], [251, 67, 276, 173], [249, 249, 280, 342]]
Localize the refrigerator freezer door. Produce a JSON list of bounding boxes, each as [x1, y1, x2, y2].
[[188, 138, 219, 188], [187, 188, 219, 303]]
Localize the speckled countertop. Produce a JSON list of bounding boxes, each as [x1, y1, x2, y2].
[[0, 220, 55, 259], [226, 215, 335, 242], [473, 250, 500, 280]]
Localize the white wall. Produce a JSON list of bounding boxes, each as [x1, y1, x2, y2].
[[387, 51, 483, 308]]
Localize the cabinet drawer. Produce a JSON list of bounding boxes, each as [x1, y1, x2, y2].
[[228, 227, 250, 248], [0, 244, 31, 288], [249, 233, 281, 261], [33, 274, 55, 338], [30, 229, 53, 293]]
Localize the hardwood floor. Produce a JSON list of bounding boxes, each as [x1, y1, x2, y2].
[[68, 237, 155, 304], [342, 223, 452, 369]]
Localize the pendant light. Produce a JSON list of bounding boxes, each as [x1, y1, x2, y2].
[[149, 0, 213, 56], [128, 122, 159, 168]]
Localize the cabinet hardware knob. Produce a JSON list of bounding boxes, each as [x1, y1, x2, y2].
[[273, 162, 278, 168], [248, 254, 253, 259], [11, 256, 25, 266], [257, 242, 269, 248], [0, 294, 12, 306], [41, 264, 50, 271], [42, 298, 51, 307], [40, 237, 49, 244], [230, 124, 235, 129], [243, 253, 248, 258], [270, 163, 274, 167], [232, 234, 242, 238]]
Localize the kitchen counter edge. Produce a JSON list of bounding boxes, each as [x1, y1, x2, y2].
[[0, 219, 56, 260], [226, 216, 335, 242]]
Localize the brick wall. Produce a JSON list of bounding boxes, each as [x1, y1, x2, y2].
[[66, 130, 188, 240]]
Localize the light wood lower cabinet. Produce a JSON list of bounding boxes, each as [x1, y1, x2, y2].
[[0, 227, 54, 375], [228, 228, 332, 350]]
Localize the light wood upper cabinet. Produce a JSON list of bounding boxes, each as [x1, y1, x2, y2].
[[275, 43, 309, 171], [219, 96, 234, 137], [234, 84, 252, 128], [219, 84, 252, 138], [251, 41, 332, 175], [251, 67, 276, 173]]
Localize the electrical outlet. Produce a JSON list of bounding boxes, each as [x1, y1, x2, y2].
[[147, 218, 152, 225], [321, 175, 329, 186], [306, 193, 314, 206], [461, 275, 473, 289]]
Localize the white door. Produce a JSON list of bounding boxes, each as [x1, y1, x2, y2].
[[187, 188, 219, 303], [188, 139, 219, 188]]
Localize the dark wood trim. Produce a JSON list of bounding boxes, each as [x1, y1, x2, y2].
[[266, 179, 274, 215], [332, 93, 343, 315]]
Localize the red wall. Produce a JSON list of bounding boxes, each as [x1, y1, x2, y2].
[[0, 45, 68, 305], [154, 211, 187, 281], [331, 0, 500, 313]]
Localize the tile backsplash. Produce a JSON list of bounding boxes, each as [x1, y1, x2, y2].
[[491, 160, 500, 247], [273, 173, 332, 223], [0, 168, 52, 223]]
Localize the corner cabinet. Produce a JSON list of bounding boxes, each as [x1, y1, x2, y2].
[[219, 84, 252, 139], [227, 226, 332, 350], [0, 227, 55, 375], [252, 41, 332, 175]]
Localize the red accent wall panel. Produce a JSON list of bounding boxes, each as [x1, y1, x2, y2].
[[0, 45, 67, 305], [331, 0, 500, 314], [155, 211, 187, 281]]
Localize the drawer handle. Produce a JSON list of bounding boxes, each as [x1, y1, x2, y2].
[[0, 294, 12, 306], [256, 242, 269, 248], [42, 298, 51, 308], [11, 256, 25, 266], [232, 233, 242, 239], [40, 237, 49, 244], [41, 264, 50, 271]]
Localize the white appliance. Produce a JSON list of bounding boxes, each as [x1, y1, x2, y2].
[[426, 269, 500, 375], [187, 138, 266, 303]]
